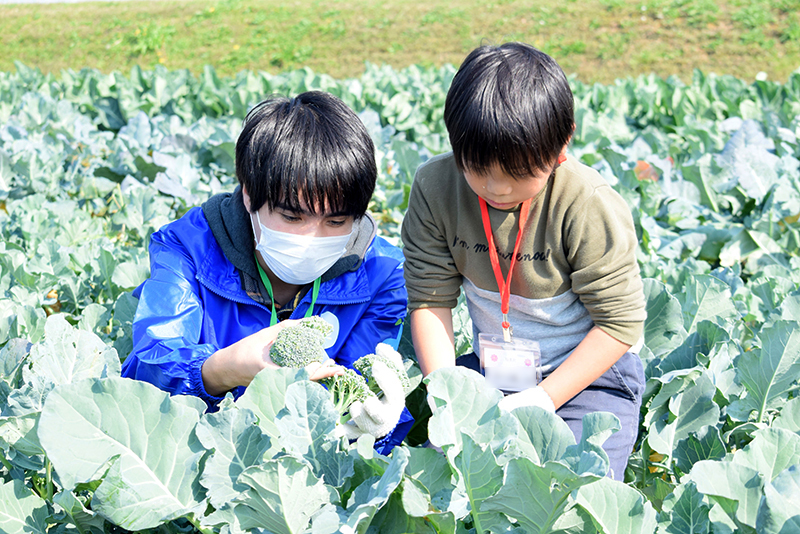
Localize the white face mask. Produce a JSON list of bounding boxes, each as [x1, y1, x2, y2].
[[250, 211, 352, 285]]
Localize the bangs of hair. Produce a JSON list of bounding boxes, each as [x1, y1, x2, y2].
[[444, 43, 575, 179], [236, 92, 376, 216]]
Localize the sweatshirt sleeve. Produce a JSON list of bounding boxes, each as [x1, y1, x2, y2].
[[401, 165, 463, 310], [563, 184, 646, 346]]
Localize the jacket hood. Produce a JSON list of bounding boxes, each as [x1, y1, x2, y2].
[[201, 186, 377, 286]]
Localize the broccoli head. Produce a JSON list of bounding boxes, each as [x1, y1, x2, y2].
[[296, 315, 334, 337], [353, 344, 411, 396], [322, 368, 375, 422], [269, 316, 333, 368]]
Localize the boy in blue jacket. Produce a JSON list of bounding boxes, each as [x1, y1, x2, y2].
[[122, 91, 412, 452]]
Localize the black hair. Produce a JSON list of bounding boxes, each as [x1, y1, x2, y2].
[[236, 91, 376, 217], [444, 42, 574, 179]]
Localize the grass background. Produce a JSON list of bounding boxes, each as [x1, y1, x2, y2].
[[1, 0, 799, 83]]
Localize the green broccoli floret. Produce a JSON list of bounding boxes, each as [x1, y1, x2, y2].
[[269, 316, 333, 368], [322, 368, 375, 422], [296, 315, 334, 337], [353, 350, 411, 396]]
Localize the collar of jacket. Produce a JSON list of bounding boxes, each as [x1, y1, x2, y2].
[[200, 187, 376, 306]]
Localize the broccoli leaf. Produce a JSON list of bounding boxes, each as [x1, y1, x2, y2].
[[234, 456, 335, 534]]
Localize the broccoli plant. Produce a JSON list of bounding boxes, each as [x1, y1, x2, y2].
[[322, 368, 375, 423], [269, 316, 334, 368], [354, 343, 410, 396], [269, 316, 372, 422]]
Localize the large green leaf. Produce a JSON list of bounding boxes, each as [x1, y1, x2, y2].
[[24, 314, 120, 386], [454, 432, 510, 534], [236, 366, 308, 451], [0, 380, 49, 456], [0, 337, 28, 385], [366, 490, 454, 534], [404, 445, 452, 500], [647, 372, 720, 458], [111, 259, 149, 290], [658, 320, 730, 374], [673, 425, 726, 474], [688, 460, 763, 529], [732, 427, 800, 482], [483, 458, 600, 534], [0, 479, 48, 534], [424, 367, 507, 457], [659, 481, 710, 534], [642, 279, 687, 359], [52, 490, 107, 534], [558, 412, 618, 478], [574, 477, 658, 534], [195, 404, 271, 508], [756, 465, 800, 534], [343, 446, 409, 534], [511, 405, 576, 465], [678, 274, 739, 334], [772, 397, 800, 433], [234, 456, 335, 534], [314, 440, 355, 489], [38, 377, 206, 530], [395, 477, 429, 517], [275, 380, 339, 465], [678, 154, 721, 212], [643, 368, 704, 429], [729, 320, 800, 422]]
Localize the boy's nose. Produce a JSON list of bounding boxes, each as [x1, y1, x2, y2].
[[485, 177, 512, 196]]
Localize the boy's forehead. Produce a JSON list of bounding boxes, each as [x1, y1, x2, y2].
[[273, 198, 348, 217], [467, 161, 555, 182]]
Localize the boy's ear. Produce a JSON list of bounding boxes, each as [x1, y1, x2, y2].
[[241, 186, 253, 213], [559, 126, 574, 161]]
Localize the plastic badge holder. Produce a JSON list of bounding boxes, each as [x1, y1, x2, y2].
[[478, 332, 542, 392]]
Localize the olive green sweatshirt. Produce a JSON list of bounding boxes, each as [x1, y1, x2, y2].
[[401, 152, 645, 372]]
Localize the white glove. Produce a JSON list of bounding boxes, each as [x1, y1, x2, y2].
[[497, 385, 556, 413], [343, 361, 405, 439], [333, 419, 368, 440], [374, 342, 403, 366]]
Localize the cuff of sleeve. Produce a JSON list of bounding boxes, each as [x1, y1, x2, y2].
[[408, 300, 458, 311], [595, 320, 645, 347], [188, 351, 226, 408]]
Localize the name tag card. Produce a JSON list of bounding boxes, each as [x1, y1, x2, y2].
[[478, 333, 542, 392]]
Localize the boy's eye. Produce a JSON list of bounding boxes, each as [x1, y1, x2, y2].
[[280, 212, 302, 222], [327, 219, 347, 227]]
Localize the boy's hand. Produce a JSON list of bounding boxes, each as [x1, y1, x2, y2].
[[498, 385, 556, 413], [342, 361, 405, 438], [305, 359, 344, 381], [202, 320, 342, 395]]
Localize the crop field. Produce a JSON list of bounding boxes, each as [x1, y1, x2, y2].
[[2, 0, 800, 84], [1, 60, 800, 532]]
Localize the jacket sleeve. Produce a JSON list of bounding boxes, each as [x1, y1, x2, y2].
[[121, 225, 226, 407]]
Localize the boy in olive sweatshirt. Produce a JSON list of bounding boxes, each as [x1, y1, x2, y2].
[[401, 42, 646, 480]]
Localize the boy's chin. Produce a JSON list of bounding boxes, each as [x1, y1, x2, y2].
[[483, 198, 521, 210]]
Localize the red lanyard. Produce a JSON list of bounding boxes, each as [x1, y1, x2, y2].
[[479, 197, 532, 341]]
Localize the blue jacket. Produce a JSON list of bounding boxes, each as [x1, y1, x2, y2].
[[121, 190, 412, 453]]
